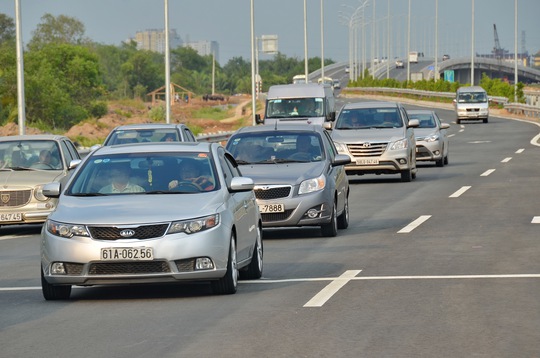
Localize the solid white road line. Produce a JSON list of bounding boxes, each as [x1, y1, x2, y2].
[[480, 169, 496, 176], [397, 215, 432, 234], [449, 186, 471, 198], [304, 270, 361, 307], [501, 157, 512, 163]]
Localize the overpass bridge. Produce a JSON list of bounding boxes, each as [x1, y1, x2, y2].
[[437, 57, 540, 84]]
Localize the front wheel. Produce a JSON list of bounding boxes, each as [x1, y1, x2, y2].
[[321, 203, 338, 237], [41, 268, 71, 300], [240, 226, 263, 280], [211, 233, 238, 294], [401, 168, 412, 182], [337, 194, 349, 230]]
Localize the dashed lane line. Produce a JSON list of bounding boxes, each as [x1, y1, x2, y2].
[[480, 169, 496, 176], [397, 215, 432, 234], [532, 217, 540, 224], [449, 186, 471, 198], [501, 157, 512, 163]]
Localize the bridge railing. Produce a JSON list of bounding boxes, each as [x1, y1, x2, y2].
[[345, 87, 540, 119]]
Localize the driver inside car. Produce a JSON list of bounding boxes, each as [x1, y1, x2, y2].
[[168, 158, 215, 191]]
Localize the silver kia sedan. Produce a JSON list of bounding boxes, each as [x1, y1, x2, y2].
[[40, 142, 262, 300], [226, 124, 350, 237]]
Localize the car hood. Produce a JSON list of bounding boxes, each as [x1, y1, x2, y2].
[[414, 128, 438, 137], [0, 169, 65, 188], [331, 128, 406, 143], [49, 192, 228, 225], [239, 162, 325, 185]]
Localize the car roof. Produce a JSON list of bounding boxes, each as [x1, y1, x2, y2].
[[407, 109, 434, 114], [92, 141, 214, 156], [109, 123, 188, 130], [341, 101, 401, 110], [232, 124, 324, 135], [0, 134, 70, 142]]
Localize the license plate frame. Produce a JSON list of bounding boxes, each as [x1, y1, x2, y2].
[[356, 158, 379, 165], [100, 247, 154, 261]]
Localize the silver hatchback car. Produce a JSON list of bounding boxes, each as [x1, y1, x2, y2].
[[226, 124, 350, 237], [407, 109, 450, 167], [40, 142, 262, 300]]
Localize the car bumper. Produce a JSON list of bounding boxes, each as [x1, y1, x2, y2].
[[416, 142, 443, 162], [40, 225, 231, 286], [257, 191, 333, 228], [342, 151, 412, 175]]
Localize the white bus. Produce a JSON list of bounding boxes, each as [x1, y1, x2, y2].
[[408, 51, 418, 63], [292, 74, 307, 84]]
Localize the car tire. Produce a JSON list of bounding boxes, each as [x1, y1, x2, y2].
[[321, 202, 338, 237], [211, 233, 238, 295], [444, 154, 449, 165], [41, 268, 71, 300], [401, 168, 412, 182], [483, 117, 488, 123], [435, 157, 444, 167], [337, 194, 349, 230], [239, 225, 263, 280]]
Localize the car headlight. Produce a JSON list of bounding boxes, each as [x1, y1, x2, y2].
[[390, 138, 408, 150], [168, 214, 220, 235], [420, 134, 439, 143], [47, 220, 90, 238], [333, 142, 348, 154], [299, 174, 326, 195], [34, 184, 50, 201]]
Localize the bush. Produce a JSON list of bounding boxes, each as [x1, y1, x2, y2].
[[89, 101, 108, 118]]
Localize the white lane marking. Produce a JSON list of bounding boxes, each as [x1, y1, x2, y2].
[[448, 134, 456, 138], [304, 270, 361, 307], [532, 217, 540, 224], [501, 157, 512, 163], [397, 215, 432, 234], [449, 186, 471, 198], [516, 149, 525, 154], [480, 169, 496, 176], [459, 129, 465, 133], [0, 235, 34, 241]]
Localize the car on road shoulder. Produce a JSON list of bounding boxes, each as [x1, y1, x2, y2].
[[329, 101, 419, 182], [226, 124, 350, 237], [0, 135, 81, 227], [40, 142, 262, 300], [407, 109, 450, 167]]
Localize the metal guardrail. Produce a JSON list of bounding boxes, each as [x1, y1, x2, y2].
[[196, 131, 235, 143], [504, 103, 540, 118]]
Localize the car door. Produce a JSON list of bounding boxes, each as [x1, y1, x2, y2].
[[322, 130, 348, 213], [218, 149, 257, 262]]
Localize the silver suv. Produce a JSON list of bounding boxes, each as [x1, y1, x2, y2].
[[328, 101, 419, 182]]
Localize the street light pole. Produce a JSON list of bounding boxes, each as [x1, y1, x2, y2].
[[250, 0, 257, 126], [164, 0, 171, 124], [304, 0, 309, 80], [434, 0, 438, 80], [514, 0, 518, 102], [471, 0, 475, 85], [320, 0, 325, 80], [15, 0, 26, 135], [406, 0, 411, 82]]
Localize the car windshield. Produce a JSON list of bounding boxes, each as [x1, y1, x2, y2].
[[409, 113, 436, 128], [227, 132, 324, 164], [458, 92, 487, 103], [335, 108, 403, 129], [66, 152, 218, 195], [105, 129, 180, 145], [0, 140, 63, 170], [266, 98, 325, 118]]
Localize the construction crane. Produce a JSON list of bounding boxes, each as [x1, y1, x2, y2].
[[492, 24, 509, 60]]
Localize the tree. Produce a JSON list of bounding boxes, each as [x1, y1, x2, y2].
[[120, 50, 164, 99], [28, 13, 88, 50], [0, 13, 15, 43]]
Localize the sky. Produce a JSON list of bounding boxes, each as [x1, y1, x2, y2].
[[3, 0, 540, 65]]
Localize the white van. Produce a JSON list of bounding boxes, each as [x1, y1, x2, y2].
[[454, 86, 489, 124], [258, 83, 336, 126]]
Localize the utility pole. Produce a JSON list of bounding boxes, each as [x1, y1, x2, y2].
[[15, 0, 26, 135]]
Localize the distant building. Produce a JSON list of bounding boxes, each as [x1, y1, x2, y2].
[[533, 51, 540, 68], [184, 40, 220, 63], [134, 29, 183, 54]]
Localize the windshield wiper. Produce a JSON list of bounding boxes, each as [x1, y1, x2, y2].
[[70, 192, 107, 197]]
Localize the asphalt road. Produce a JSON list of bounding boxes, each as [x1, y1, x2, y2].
[[1, 103, 540, 357]]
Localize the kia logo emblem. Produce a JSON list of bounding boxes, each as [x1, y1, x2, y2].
[[119, 229, 136, 237]]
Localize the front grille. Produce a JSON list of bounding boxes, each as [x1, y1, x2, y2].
[[88, 261, 170, 275], [261, 209, 294, 222], [0, 190, 32, 207], [254, 186, 291, 200], [175, 258, 196, 272], [347, 142, 388, 157], [466, 108, 480, 112], [88, 224, 169, 240], [64, 262, 84, 275]]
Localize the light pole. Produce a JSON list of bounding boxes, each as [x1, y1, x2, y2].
[[164, 0, 171, 124], [434, 0, 439, 80], [514, 0, 518, 102], [15, 0, 26, 135], [304, 0, 309, 80], [250, 0, 257, 126], [471, 0, 475, 85], [320, 0, 325, 81], [406, 0, 411, 82]]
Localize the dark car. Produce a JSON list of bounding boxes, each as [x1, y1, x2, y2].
[[226, 124, 350, 237]]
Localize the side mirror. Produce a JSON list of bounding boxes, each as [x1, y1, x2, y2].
[[407, 119, 420, 128], [255, 114, 264, 125]]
